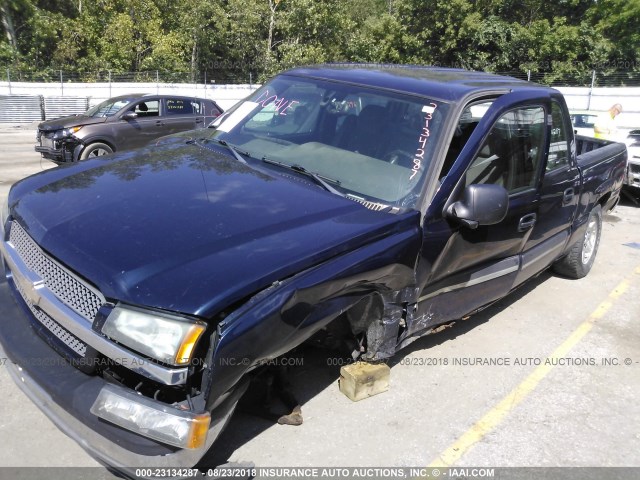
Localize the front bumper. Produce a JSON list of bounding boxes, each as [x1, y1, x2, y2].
[[35, 132, 78, 163], [34, 144, 75, 163], [0, 277, 242, 476], [0, 220, 243, 476]]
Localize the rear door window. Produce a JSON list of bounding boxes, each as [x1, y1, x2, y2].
[[165, 98, 195, 116]]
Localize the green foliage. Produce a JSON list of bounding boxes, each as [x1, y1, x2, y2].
[[459, 14, 518, 71], [513, 18, 608, 84], [590, 0, 640, 70], [346, 13, 408, 64], [0, 0, 637, 84], [266, 0, 354, 75]]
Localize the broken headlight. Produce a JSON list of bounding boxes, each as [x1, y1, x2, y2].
[[62, 126, 83, 137]]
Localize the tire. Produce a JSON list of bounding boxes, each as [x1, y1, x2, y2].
[[80, 142, 113, 160], [552, 205, 602, 279]]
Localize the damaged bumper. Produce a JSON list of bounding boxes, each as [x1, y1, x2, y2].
[[0, 224, 243, 475], [35, 131, 80, 163], [0, 277, 242, 475]]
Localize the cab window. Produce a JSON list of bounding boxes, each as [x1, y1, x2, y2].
[[440, 100, 493, 178], [465, 106, 545, 194]]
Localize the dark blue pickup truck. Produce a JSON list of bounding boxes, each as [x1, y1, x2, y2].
[[0, 65, 627, 474]]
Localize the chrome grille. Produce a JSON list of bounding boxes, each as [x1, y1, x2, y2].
[[9, 222, 105, 321], [13, 275, 87, 356]]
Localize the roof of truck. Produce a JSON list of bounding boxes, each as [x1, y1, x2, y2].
[[284, 64, 555, 102]]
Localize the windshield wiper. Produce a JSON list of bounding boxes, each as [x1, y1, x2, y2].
[[262, 157, 344, 197], [208, 138, 248, 165]]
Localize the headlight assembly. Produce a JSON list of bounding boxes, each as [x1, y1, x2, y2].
[[102, 305, 206, 366], [61, 126, 83, 137], [91, 383, 210, 449]]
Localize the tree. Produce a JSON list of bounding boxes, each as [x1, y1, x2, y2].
[[511, 17, 609, 84], [270, 0, 354, 73], [0, 0, 637, 84], [590, 0, 640, 72], [346, 13, 408, 64], [458, 14, 518, 71], [390, 0, 486, 66]]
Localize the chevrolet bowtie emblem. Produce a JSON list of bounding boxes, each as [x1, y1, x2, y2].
[[24, 280, 44, 306], [14, 270, 44, 307]]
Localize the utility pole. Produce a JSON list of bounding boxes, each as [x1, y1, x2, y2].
[[587, 70, 596, 110]]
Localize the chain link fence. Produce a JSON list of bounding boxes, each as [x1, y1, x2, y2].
[[495, 70, 640, 88], [2, 69, 256, 86], [3, 68, 640, 88]]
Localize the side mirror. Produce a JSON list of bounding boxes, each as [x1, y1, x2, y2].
[[446, 184, 509, 229], [122, 111, 138, 121]]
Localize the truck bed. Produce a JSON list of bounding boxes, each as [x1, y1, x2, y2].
[[575, 135, 627, 215]]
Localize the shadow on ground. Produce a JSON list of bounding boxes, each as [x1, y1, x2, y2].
[[620, 187, 640, 207]]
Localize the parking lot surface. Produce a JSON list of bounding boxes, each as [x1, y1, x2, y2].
[[0, 125, 639, 475]]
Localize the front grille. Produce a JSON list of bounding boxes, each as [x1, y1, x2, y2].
[[9, 222, 105, 321], [630, 163, 640, 175], [13, 276, 87, 357]]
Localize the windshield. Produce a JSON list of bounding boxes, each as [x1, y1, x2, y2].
[[85, 98, 131, 117], [212, 75, 449, 210]]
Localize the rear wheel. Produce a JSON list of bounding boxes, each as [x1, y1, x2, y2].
[[552, 205, 602, 279], [80, 142, 113, 160]]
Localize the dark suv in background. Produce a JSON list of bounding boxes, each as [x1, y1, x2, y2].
[[35, 94, 223, 163]]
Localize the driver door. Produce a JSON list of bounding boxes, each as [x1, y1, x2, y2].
[[114, 99, 162, 151], [405, 91, 551, 339]]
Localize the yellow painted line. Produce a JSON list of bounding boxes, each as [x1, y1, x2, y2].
[[428, 265, 640, 468]]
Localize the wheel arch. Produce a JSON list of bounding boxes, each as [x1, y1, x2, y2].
[[79, 138, 116, 155]]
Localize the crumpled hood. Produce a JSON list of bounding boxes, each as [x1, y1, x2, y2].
[[38, 115, 106, 131], [9, 142, 418, 318]]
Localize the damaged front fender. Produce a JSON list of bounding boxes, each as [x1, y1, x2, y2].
[[203, 214, 422, 410]]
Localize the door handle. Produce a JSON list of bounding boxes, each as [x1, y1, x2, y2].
[[563, 188, 574, 204], [155, 120, 164, 126], [518, 213, 537, 232], [195, 118, 204, 124]]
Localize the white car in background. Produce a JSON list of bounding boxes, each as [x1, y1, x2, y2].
[[626, 130, 640, 191], [569, 110, 639, 192], [569, 110, 601, 137]]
